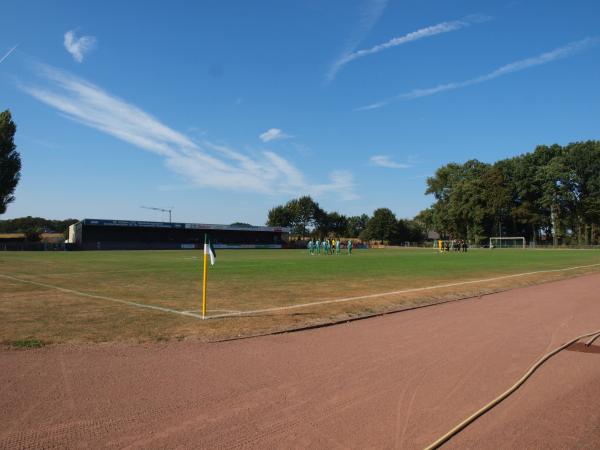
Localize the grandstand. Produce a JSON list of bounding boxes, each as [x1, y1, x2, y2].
[[67, 219, 290, 250]]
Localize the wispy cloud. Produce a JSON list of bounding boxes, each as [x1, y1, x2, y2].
[[0, 45, 18, 64], [369, 155, 411, 169], [330, 14, 489, 81], [259, 128, 291, 143], [326, 0, 389, 82], [64, 30, 96, 63], [357, 37, 599, 110], [19, 63, 356, 200]]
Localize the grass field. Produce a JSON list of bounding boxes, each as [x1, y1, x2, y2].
[[1, 248, 599, 345]]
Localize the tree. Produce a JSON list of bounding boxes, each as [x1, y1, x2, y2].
[[0, 217, 78, 234], [394, 219, 425, 243], [346, 214, 369, 237], [266, 205, 293, 228], [288, 196, 322, 237], [557, 141, 600, 245], [315, 211, 348, 236], [363, 208, 397, 243], [230, 222, 253, 228], [0, 110, 21, 214], [419, 141, 600, 246], [266, 195, 322, 237], [424, 159, 492, 241]]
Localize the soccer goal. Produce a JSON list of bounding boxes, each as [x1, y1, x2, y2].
[[489, 236, 526, 248]]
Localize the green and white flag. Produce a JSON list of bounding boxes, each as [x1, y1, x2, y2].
[[204, 236, 216, 266]]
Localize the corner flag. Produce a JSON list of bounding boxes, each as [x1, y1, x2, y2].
[[205, 237, 216, 266], [201, 234, 215, 319]]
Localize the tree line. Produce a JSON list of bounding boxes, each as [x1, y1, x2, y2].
[[416, 140, 600, 245], [266, 195, 424, 243], [0, 216, 78, 242]]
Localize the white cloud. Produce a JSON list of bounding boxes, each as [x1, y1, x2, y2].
[[357, 37, 598, 110], [326, 0, 389, 82], [312, 170, 358, 200], [20, 63, 356, 200], [259, 128, 291, 143], [64, 30, 96, 63], [330, 14, 489, 81], [369, 155, 411, 169]]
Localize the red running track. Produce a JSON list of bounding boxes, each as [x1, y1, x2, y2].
[[2, 273, 600, 449]]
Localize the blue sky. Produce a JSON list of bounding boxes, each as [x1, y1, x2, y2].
[[1, 0, 599, 225]]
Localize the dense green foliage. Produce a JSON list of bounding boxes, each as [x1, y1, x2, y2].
[[230, 222, 253, 228], [0, 110, 22, 214], [267, 196, 424, 242], [0, 216, 78, 234], [267, 195, 322, 237], [418, 141, 600, 245]]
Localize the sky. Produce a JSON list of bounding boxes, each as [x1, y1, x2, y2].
[[1, 0, 599, 225]]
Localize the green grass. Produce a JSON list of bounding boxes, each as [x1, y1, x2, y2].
[[8, 339, 46, 349], [1, 248, 599, 344]]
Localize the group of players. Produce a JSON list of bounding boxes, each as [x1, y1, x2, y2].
[[307, 238, 353, 255], [437, 239, 468, 252]]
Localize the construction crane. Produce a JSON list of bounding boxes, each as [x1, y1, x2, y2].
[[141, 206, 174, 223]]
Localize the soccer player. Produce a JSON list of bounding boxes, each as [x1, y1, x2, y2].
[[347, 239, 353, 255], [438, 239, 443, 253], [336, 239, 341, 255], [322, 239, 327, 255], [315, 239, 321, 254], [307, 239, 313, 255]]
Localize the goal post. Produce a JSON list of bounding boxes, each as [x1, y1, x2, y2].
[[489, 236, 526, 248]]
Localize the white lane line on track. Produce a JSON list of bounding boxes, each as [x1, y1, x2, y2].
[[0, 274, 202, 319], [206, 263, 600, 319]]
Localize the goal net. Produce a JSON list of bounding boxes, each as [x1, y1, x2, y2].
[[489, 236, 526, 248]]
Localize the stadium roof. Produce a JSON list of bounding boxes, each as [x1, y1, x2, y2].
[[80, 219, 290, 233]]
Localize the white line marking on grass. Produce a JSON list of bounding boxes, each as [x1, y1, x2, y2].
[[29, 268, 163, 277], [206, 263, 600, 319], [0, 274, 202, 319]]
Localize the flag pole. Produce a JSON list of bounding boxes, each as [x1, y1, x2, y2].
[[202, 233, 208, 319]]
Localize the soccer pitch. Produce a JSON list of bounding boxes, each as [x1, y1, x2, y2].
[[1, 248, 599, 345]]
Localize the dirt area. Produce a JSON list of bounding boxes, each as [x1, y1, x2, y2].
[[2, 273, 600, 448]]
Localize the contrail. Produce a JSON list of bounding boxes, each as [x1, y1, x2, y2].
[[356, 37, 599, 110], [0, 45, 18, 64]]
